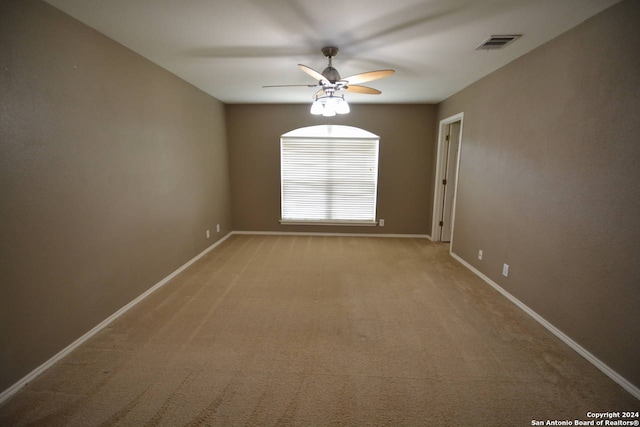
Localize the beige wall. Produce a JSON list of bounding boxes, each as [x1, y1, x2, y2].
[[227, 104, 437, 235], [0, 0, 231, 391], [3, 0, 637, 399], [438, 0, 640, 387]]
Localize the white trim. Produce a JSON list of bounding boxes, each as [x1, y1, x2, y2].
[[282, 124, 379, 139], [0, 233, 233, 406], [432, 112, 464, 243], [8, 231, 634, 407], [279, 220, 377, 227], [450, 251, 640, 401], [280, 130, 380, 224], [232, 230, 431, 239]]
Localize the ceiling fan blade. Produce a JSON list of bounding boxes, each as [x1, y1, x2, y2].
[[299, 64, 328, 83], [262, 84, 319, 88], [313, 89, 326, 98], [345, 85, 381, 95], [343, 69, 395, 85]]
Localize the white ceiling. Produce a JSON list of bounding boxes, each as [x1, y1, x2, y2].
[[44, 0, 621, 104]]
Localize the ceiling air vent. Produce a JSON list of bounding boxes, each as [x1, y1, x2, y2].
[[476, 35, 521, 50]]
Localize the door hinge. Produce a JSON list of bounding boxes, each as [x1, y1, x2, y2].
[[445, 134, 450, 141], [439, 221, 444, 227], [442, 179, 447, 185]]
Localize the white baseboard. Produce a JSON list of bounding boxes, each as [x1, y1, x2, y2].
[[0, 233, 232, 405], [450, 251, 640, 401], [11, 233, 632, 408], [232, 230, 431, 239]]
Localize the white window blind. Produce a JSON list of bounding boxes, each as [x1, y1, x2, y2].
[[280, 125, 379, 225]]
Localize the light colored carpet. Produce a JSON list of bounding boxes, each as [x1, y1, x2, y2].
[[1, 234, 638, 426]]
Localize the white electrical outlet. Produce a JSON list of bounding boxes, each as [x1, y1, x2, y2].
[[206, 229, 210, 239], [379, 219, 385, 227], [216, 224, 220, 233], [478, 250, 483, 260], [502, 263, 509, 277]]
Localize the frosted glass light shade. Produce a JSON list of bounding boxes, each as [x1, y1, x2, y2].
[[310, 99, 323, 115], [309, 95, 350, 117], [336, 98, 350, 114]]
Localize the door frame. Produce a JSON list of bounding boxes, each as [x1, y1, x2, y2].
[[431, 112, 464, 244]]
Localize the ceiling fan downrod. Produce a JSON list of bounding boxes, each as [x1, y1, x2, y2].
[[321, 47, 341, 83]]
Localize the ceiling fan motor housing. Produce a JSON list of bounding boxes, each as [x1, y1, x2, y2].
[[322, 66, 341, 83]]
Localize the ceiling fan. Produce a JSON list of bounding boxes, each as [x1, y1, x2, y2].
[[263, 47, 395, 116]]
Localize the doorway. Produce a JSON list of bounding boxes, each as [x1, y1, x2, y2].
[[432, 113, 463, 243]]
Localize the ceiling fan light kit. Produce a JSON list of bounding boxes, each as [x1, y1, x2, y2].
[[263, 47, 394, 116], [310, 94, 350, 117]]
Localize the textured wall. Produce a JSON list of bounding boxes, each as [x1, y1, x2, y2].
[[437, 0, 640, 387], [0, 0, 231, 391], [227, 104, 437, 235]]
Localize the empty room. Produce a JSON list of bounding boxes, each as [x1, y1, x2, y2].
[[1, 0, 639, 425]]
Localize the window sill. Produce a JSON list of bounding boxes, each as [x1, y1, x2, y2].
[[280, 220, 378, 227]]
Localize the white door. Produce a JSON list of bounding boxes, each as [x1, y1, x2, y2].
[[439, 121, 460, 242]]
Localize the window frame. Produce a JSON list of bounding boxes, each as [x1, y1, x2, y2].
[[280, 125, 380, 226]]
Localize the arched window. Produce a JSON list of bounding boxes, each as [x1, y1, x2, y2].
[[280, 125, 380, 225]]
